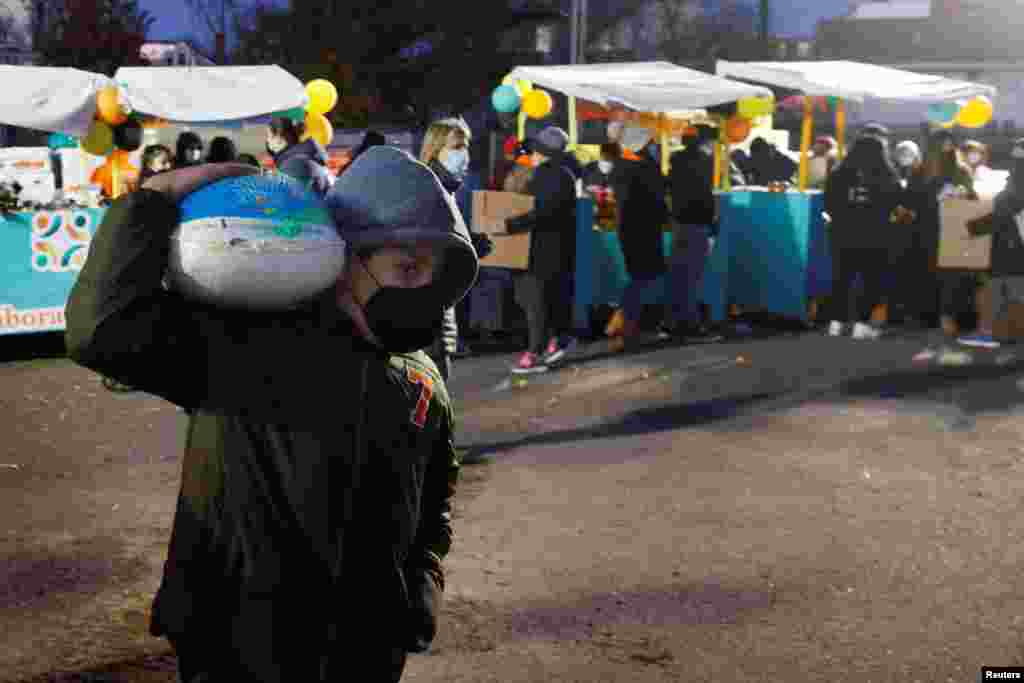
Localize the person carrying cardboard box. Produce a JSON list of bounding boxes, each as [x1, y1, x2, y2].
[[961, 138, 1024, 348]]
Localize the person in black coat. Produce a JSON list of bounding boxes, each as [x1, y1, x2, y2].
[[505, 126, 579, 373], [823, 135, 904, 339], [606, 130, 669, 352], [664, 124, 722, 342], [266, 117, 332, 197], [174, 131, 204, 169], [746, 137, 797, 186]]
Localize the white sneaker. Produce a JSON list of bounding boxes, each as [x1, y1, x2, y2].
[[852, 322, 882, 340], [827, 321, 845, 337]]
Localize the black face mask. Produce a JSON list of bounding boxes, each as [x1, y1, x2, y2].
[[357, 258, 445, 353]]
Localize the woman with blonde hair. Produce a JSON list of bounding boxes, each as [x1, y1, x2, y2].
[[420, 118, 472, 193], [419, 118, 493, 380]]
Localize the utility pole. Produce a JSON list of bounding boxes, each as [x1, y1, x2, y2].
[[569, 0, 579, 64], [215, 0, 226, 64], [578, 0, 587, 64], [759, 0, 770, 47]]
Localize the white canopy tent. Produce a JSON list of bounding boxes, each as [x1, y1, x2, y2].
[[505, 61, 772, 114], [0, 66, 111, 138], [715, 60, 999, 190], [114, 65, 307, 125], [714, 60, 997, 104], [503, 61, 773, 179]]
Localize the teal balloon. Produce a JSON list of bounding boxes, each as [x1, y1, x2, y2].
[[277, 107, 306, 122], [47, 132, 76, 149], [491, 85, 521, 114], [927, 102, 959, 124]]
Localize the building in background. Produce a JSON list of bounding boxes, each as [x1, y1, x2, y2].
[[140, 39, 216, 67], [815, 0, 1024, 129]]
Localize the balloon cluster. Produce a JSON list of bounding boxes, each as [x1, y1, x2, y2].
[[491, 80, 554, 120], [722, 97, 774, 144], [927, 95, 993, 129], [81, 85, 143, 156], [302, 79, 338, 146]]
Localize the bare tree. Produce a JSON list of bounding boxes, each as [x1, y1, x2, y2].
[[654, 0, 761, 67], [184, 0, 250, 57]]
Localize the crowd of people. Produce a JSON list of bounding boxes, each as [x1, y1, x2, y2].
[[59, 105, 1024, 681], [470, 121, 1023, 374]]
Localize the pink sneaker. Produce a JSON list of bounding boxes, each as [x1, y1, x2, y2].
[[511, 351, 549, 374], [544, 337, 559, 357]]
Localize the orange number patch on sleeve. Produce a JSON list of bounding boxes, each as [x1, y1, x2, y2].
[[406, 366, 435, 430]]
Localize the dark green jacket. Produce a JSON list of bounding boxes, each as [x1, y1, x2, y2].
[[64, 190, 459, 648]]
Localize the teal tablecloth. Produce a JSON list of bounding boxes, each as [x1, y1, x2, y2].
[[0, 208, 104, 335], [573, 198, 729, 329], [717, 190, 831, 319], [573, 191, 831, 329]]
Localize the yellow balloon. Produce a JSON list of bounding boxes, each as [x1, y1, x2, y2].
[[737, 97, 774, 118], [306, 79, 338, 116], [522, 89, 553, 119], [304, 111, 334, 146], [956, 95, 993, 129], [501, 75, 531, 96], [81, 120, 114, 156]]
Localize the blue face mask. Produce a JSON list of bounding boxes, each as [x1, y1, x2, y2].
[[442, 149, 470, 178]]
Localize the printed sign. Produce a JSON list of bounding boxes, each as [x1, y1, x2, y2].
[[0, 208, 104, 336]]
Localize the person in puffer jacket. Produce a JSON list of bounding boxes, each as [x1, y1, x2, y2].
[[65, 150, 479, 682], [265, 117, 332, 197], [419, 118, 494, 382]]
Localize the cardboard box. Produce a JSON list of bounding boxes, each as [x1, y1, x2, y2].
[[977, 279, 1024, 341], [938, 197, 994, 270], [472, 191, 533, 270]]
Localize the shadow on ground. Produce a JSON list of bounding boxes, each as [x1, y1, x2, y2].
[[469, 390, 788, 457]]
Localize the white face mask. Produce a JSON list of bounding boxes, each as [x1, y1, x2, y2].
[[597, 160, 613, 174], [441, 148, 469, 177], [188, 148, 202, 161], [267, 137, 287, 155]]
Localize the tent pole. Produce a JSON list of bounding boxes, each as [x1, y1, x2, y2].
[[713, 118, 723, 191], [798, 96, 813, 192], [660, 116, 669, 177], [835, 99, 846, 161], [568, 96, 578, 150], [517, 80, 530, 142]]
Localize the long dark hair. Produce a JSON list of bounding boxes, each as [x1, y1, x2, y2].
[[921, 130, 970, 183], [206, 136, 238, 163], [834, 135, 900, 189], [174, 131, 203, 165], [269, 117, 305, 146]]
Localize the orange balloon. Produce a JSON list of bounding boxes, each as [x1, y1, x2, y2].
[[97, 86, 127, 126], [724, 115, 752, 144], [91, 163, 113, 197]]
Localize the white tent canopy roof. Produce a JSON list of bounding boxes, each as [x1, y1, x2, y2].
[[0, 66, 110, 137], [115, 65, 307, 123], [505, 62, 773, 113], [715, 60, 997, 103]]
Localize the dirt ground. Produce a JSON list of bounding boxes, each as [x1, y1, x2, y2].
[[3, 336, 1024, 682]]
